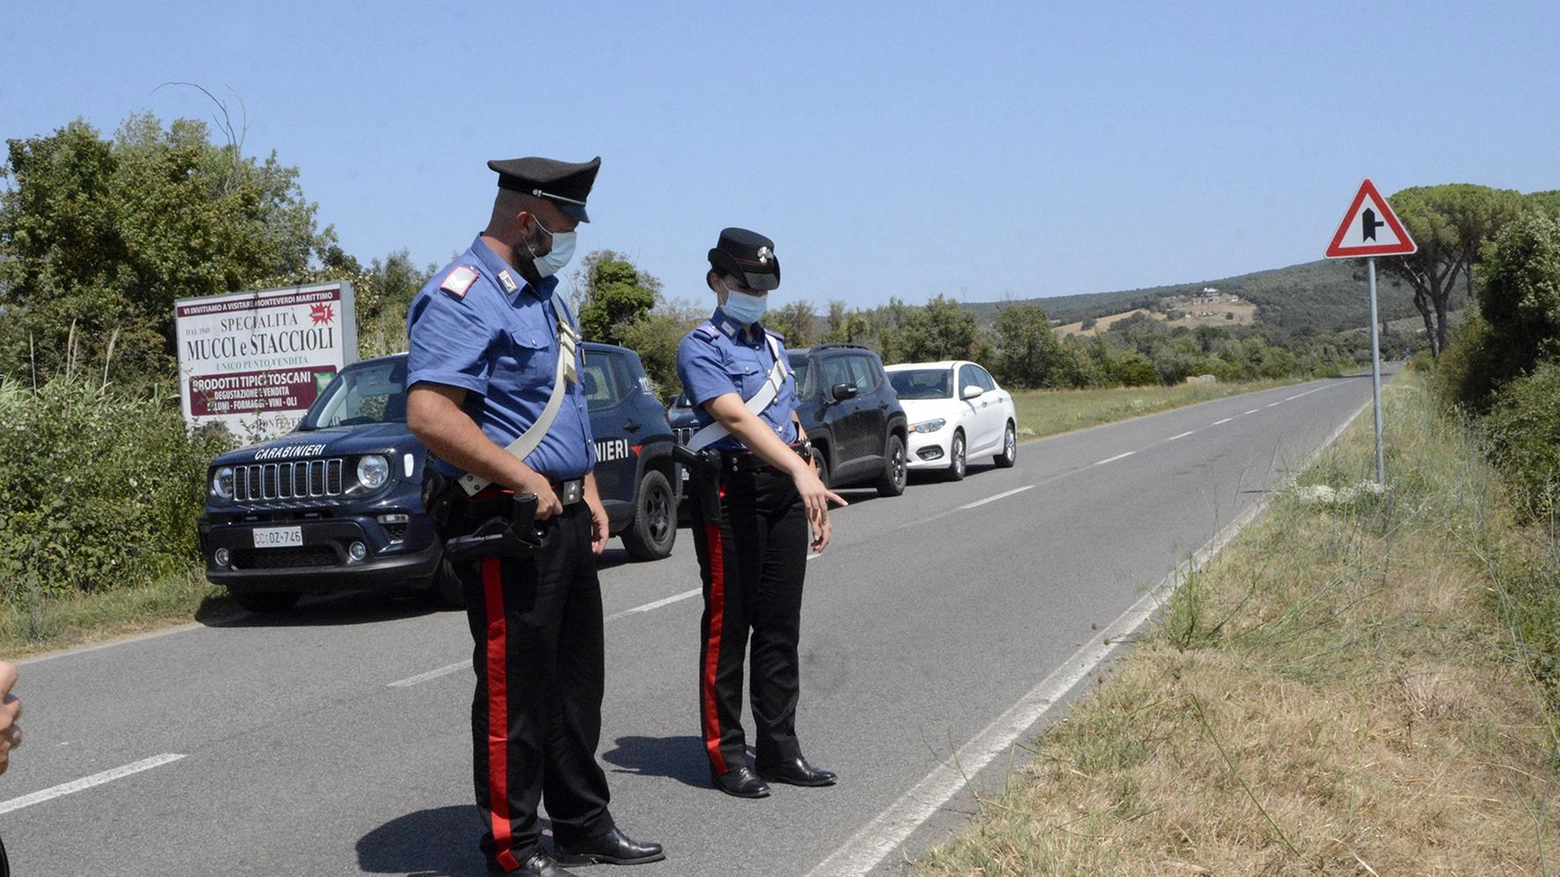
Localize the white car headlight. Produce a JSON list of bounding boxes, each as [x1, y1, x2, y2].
[[910, 418, 946, 434], [211, 466, 235, 500], [356, 455, 390, 490]]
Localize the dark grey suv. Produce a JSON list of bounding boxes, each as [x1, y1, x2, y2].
[[788, 343, 908, 497]]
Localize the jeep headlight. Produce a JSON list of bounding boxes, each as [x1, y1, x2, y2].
[[211, 466, 235, 500], [910, 418, 946, 434], [356, 455, 390, 491]]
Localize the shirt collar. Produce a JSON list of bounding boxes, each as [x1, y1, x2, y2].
[[713, 308, 763, 343], [471, 234, 558, 301]]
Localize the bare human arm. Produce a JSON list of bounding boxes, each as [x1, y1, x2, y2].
[[406, 383, 565, 520], [702, 393, 846, 552]]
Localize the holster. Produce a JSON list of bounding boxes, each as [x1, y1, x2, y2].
[[673, 444, 724, 524], [443, 492, 541, 563]]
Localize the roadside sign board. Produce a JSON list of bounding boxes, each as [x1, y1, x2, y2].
[[1325, 178, 1417, 258], [174, 282, 358, 441]]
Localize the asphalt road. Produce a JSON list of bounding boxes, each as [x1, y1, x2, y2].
[[3, 371, 1390, 877]]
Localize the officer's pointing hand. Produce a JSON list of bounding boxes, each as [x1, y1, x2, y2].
[[793, 467, 845, 553]]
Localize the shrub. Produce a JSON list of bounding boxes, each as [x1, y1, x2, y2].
[[0, 376, 232, 601], [1484, 362, 1560, 522]]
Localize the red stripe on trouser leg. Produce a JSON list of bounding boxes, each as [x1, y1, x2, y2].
[[482, 556, 519, 873], [700, 521, 728, 774]]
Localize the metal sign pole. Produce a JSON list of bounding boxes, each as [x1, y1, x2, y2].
[[1367, 257, 1385, 485]]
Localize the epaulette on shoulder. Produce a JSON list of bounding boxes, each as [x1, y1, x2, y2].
[[438, 265, 480, 299], [765, 327, 786, 342], [695, 323, 721, 339]]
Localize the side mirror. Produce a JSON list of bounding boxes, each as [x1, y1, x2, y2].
[[830, 383, 860, 403], [961, 385, 984, 400]]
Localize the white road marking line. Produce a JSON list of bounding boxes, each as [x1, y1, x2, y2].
[[1244, 408, 1260, 415], [804, 390, 1378, 877], [388, 660, 471, 688], [1092, 451, 1135, 466], [1285, 386, 1327, 401], [1168, 431, 1195, 441], [958, 485, 1034, 509], [0, 754, 186, 815], [1213, 417, 1233, 425], [603, 588, 701, 622], [1266, 401, 1282, 407]]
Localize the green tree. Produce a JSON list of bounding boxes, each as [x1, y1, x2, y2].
[[767, 299, 817, 347], [616, 299, 705, 400], [0, 114, 335, 384], [1378, 184, 1524, 356], [1478, 212, 1560, 386], [572, 250, 658, 347], [899, 294, 977, 362], [991, 303, 1065, 388]]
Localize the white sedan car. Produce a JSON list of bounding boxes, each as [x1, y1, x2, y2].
[[885, 360, 1018, 480]]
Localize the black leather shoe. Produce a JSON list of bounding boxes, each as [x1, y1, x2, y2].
[[503, 851, 580, 877], [555, 827, 666, 865], [711, 765, 771, 798], [758, 756, 837, 787]]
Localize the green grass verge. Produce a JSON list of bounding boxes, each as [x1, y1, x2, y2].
[[914, 367, 1560, 875], [0, 566, 236, 659]]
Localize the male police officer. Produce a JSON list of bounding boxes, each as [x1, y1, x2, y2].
[[406, 157, 663, 877], [677, 228, 846, 799]]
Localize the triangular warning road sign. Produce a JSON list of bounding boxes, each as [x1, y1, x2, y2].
[[1325, 178, 1417, 259]]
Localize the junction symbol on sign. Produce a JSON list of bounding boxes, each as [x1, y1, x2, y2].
[[1325, 178, 1417, 259]]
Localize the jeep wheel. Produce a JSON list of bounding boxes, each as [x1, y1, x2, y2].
[[811, 446, 831, 489], [945, 430, 967, 482], [621, 469, 677, 561], [994, 421, 1018, 468], [233, 591, 301, 614], [876, 434, 907, 497]]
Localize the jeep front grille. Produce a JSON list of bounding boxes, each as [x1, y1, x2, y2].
[[235, 459, 346, 502], [673, 427, 694, 445]]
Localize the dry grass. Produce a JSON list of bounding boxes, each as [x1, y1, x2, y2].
[[917, 370, 1560, 875]]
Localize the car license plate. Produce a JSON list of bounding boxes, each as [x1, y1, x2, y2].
[[253, 526, 303, 548]]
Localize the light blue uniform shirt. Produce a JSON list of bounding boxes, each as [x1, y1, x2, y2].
[[406, 235, 594, 481], [676, 309, 798, 453]]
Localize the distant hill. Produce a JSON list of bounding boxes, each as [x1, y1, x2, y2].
[[967, 259, 1447, 335]]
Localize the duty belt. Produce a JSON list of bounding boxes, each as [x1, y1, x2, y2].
[[720, 442, 812, 474], [465, 478, 585, 507]]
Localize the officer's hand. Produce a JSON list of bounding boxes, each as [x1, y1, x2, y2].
[[586, 496, 610, 555], [513, 470, 563, 520], [793, 467, 846, 553], [0, 661, 22, 775]]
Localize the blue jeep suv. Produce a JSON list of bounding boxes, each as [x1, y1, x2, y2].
[[199, 342, 680, 612]]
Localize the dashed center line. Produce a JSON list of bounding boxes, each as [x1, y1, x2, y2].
[[958, 485, 1034, 509], [1093, 451, 1135, 466], [388, 660, 471, 688], [1244, 408, 1260, 415], [1168, 431, 1195, 441], [603, 587, 701, 622], [0, 753, 185, 815], [1213, 417, 1233, 425]]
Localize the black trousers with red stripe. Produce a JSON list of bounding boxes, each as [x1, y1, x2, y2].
[[690, 466, 811, 775], [442, 501, 614, 873]]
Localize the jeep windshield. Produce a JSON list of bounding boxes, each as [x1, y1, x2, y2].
[[298, 359, 409, 430]]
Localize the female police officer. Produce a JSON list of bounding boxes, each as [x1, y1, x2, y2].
[[676, 228, 847, 799]]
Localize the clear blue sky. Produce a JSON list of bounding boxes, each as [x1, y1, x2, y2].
[[4, 1, 1556, 312]]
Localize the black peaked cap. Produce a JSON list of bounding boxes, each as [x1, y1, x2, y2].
[[488, 156, 601, 222], [708, 227, 780, 291]]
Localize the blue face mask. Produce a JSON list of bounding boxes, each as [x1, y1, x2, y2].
[[722, 285, 768, 326]]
